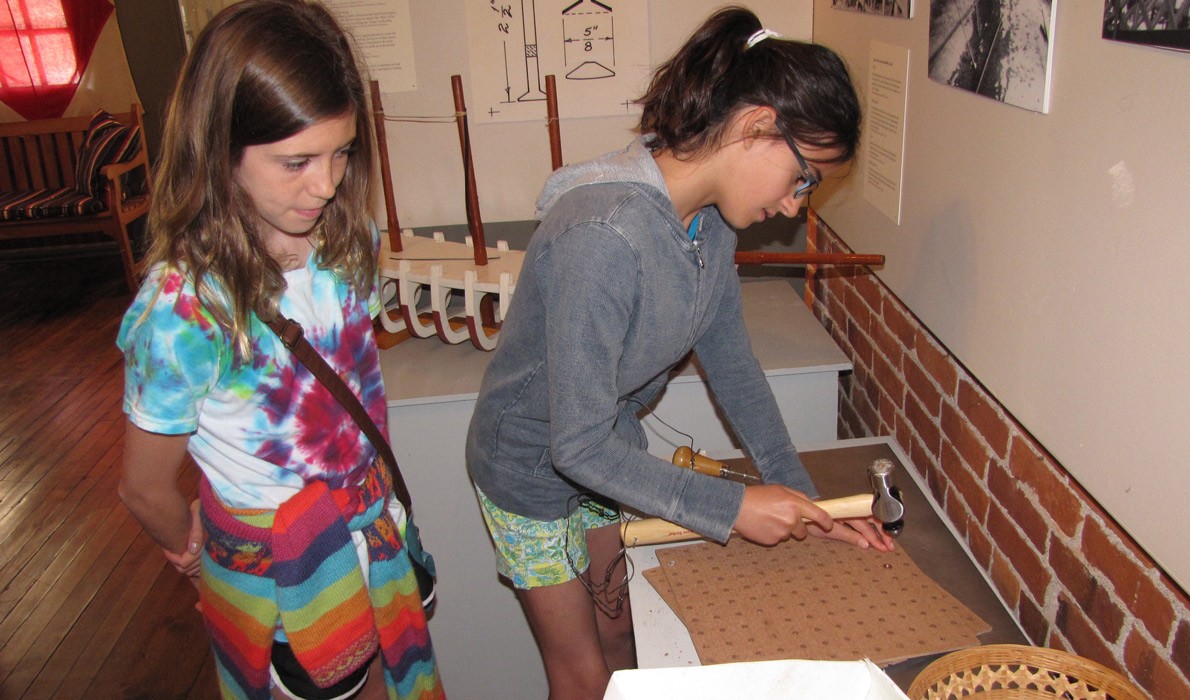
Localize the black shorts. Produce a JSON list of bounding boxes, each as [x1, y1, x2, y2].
[[270, 642, 376, 700]]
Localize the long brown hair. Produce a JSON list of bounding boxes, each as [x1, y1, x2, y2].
[[637, 6, 860, 163], [143, 0, 377, 359]]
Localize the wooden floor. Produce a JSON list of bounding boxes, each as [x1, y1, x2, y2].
[[0, 252, 218, 698]]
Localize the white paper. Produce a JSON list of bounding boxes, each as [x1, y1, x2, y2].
[[464, 0, 651, 123], [604, 659, 910, 700], [325, 0, 417, 92], [863, 42, 910, 225]]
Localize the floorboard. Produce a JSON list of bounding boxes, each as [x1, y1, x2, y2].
[[0, 253, 216, 698]]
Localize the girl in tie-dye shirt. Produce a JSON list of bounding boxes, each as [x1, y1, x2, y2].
[[116, 3, 441, 699]]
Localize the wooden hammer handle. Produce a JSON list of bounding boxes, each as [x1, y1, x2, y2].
[[620, 493, 875, 547]]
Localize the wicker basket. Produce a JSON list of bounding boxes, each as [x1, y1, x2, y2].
[[908, 644, 1147, 700]]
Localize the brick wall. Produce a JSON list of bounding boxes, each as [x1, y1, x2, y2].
[[805, 211, 1189, 698]]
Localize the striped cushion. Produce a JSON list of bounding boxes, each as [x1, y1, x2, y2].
[[73, 110, 142, 199], [0, 188, 105, 221]]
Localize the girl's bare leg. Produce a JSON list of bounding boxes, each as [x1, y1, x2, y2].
[[516, 522, 636, 700], [584, 522, 635, 672], [518, 576, 612, 700]]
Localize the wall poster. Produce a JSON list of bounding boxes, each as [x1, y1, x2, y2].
[[863, 42, 910, 225], [928, 0, 1058, 114], [465, 0, 651, 123], [1102, 0, 1190, 52], [324, 0, 418, 91], [831, 0, 913, 19]]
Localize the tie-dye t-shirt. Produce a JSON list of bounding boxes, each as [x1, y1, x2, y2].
[[118, 244, 386, 511]]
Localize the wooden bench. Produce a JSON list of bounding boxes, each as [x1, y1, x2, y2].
[[0, 104, 151, 291]]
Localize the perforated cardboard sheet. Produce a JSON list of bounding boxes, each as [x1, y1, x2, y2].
[[642, 536, 989, 667]]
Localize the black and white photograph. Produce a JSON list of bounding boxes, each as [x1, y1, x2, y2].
[[928, 0, 1057, 113], [1102, 0, 1190, 52], [832, 0, 914, 18]]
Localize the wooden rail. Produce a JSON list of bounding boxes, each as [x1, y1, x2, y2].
[[734, 251, 885, 266]]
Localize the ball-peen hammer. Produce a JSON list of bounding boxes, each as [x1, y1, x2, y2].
[[619, 450, 905, 547]]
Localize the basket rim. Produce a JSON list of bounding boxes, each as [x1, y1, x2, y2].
[[906, 643, 1147, 700]]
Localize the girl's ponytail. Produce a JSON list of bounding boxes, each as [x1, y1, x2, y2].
[[638, 8, 761, 156], [637, 6, 860, 164]]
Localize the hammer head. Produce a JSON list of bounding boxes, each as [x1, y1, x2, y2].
[[868, 459, 905, 536]]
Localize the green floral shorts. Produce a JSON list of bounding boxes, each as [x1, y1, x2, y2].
[[475, 486, 620, 589]]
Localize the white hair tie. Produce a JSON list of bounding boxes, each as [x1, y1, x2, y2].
[[745, 28, 781, 49]]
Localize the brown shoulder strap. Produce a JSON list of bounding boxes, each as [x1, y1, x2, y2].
[[264, 316, 413, 510]]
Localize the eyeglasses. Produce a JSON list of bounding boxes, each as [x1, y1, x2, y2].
[[784, 134, 820, 198]]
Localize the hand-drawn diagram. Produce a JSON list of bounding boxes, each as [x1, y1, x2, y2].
[[518, 0, 548, 101], [563, 0, 616, 80], [466, 0, 650, 123]]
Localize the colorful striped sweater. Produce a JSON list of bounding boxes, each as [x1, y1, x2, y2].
[[198, 456, 444, 699]]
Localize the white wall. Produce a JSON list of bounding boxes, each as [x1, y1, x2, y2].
[[810, 2, 1190, 590], [376, 0, 812, 229]]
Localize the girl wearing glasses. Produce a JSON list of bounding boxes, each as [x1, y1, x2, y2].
[[467, 7, 893, 698]]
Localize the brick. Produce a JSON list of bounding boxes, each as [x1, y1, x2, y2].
[[829, 323, 848, 360], [907, 432, 938, 474], [810, 296, 825, 323], [1083, 519, 1175, 642], [1173, 618, 1190, 683], [1049, 538, 1125, 643], [880, 296, 917, 351], [870, 347, 904, 411], [965, 512, 993, 569], [904, 392, 942, 455], [902, 355, 942, 420], [846, 317, 874, 372], [851, 273, 884, 317], [851, 380, 880, 436], [885, 392, 899, 438], [868, 317, 905, 374], [843, 285, 873, 335], [808, 279, 823, 307], [922, 450, 947, 507], [1049, 537, 1097, 607], [1046, 630, 1069, 652], [1007, 433, 1082, 537], [913, 330, 958, 397], [918, 459, 947, 509], [1132, 573, 1176, 644], [839, 408, 859, 440], [988, 549, 1022, 608], [1017, 592, 1049, 645], [944, 445, 990, 521], [941, 401, 992, 479], [1125, 628, 1190, 700], [957, 379, 1009, 459], [988, 505, 1050, 602], [890, 412, 911, 456], [826, 294, 847, 337], [987, 462, 1049, 552], [1055, 594, 1119, 672]]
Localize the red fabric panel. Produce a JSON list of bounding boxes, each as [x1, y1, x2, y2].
[[0, 0, 114, 120]]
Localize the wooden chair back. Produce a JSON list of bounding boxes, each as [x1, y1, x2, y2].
[[0, 105, 146, 193]]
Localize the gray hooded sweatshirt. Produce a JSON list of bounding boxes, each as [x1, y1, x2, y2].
[[465, 137, 817, 543]]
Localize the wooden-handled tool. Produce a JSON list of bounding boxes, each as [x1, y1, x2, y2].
[[671, 446, 763, 484], [620, 451, 904, 547]]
